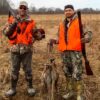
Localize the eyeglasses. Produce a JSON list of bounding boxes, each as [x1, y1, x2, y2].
[[19, 6, 27, 10]]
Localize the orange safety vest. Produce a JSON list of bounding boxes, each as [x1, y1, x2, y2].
[[8, 16, 35, 45], [58, 17, 82, 51]]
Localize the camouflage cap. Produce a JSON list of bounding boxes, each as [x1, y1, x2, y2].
[[19, 1, 28, 8]]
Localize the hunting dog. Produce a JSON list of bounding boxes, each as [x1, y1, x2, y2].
[[41, 58, 59, 100]]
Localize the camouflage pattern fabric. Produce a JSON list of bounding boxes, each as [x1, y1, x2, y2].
[[10, 52, 33, 88], [62, 50, 83, 81], [10, 44, 33, 55]]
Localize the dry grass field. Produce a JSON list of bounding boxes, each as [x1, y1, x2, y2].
[[0, 14, 100, 100]]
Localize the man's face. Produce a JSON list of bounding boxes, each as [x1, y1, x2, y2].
[[18, 5, 28, 16], [64, 8, 74, 18]]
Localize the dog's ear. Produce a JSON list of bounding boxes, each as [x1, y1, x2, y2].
[[33, 28, 45, 40]]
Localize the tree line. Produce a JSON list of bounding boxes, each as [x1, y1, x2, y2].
[[0, 0, 100, 15], [0, 7, 100, 15], [30, 6, 100, 14]]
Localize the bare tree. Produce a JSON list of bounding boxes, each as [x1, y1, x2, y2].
[[38, 7, 47, 13], [0, 0, 9, 14]]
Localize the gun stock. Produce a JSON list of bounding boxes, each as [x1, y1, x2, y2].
[[85, 60, 93, 75]]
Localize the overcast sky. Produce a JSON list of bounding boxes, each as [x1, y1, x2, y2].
[[12, 0, 100, 9]]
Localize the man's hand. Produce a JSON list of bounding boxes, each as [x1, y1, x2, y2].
[[47, 39, 58, 52], [3, 21, 17, 37]]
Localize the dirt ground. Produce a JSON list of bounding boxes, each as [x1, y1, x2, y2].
[[0, 14, 100, 100]]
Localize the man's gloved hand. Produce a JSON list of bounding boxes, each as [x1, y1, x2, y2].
[[49, 39, 59, 45], [3, 19, 18, 37], [47, 39, 58, 52], [3, 15, 21, 37]]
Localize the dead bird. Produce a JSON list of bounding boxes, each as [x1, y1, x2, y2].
[[41, 58, 59, 100]]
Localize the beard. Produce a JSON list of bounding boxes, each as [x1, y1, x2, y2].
[[66, 12, 75, 19], [66, 14, 74, 18]]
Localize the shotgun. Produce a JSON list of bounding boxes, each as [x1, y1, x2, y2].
[[77, 11, 93, 75], [6, 0, 20, 22]]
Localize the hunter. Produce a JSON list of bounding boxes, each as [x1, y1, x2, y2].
[[49, 5, 92, 100], [3, 1, 45, 97]]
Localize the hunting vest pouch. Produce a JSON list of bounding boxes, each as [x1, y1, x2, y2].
[[19, 44, 32, 54], [10, 44, 20, 54]]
